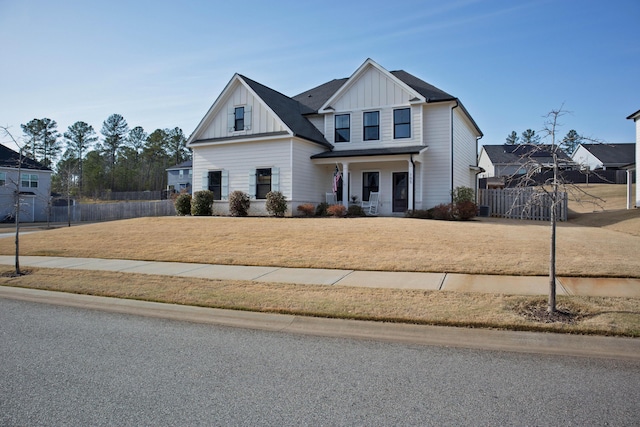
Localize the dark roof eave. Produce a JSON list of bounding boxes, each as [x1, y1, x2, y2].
[[311, 145, 427, 159]]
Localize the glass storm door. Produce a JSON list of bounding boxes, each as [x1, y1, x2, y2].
[[392, 172, 408, 213]]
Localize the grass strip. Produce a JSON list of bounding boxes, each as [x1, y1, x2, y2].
[[2, 267, 638, 337]]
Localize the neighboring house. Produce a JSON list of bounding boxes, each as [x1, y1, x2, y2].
[[0, 143, 52, 222], [571, 143, 635, 171], [627, 109, 640, 207], [166, 160, 193, 194], [187, 58, 483, 216], [478, 144, 575, 179]]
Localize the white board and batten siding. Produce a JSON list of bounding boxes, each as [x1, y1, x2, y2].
[[197, 80, 287, 141], [327, 66, 423, 149]]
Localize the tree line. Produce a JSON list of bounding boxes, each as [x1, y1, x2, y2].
[[19, 114, 191, 198], [505, 128, 582, 154]]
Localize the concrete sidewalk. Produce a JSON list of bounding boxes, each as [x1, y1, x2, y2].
[[1, 255, 639, 298]]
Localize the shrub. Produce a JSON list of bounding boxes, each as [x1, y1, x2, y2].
[[315, 202, 329, 217], [265, 191, 287, 217], [174, 193, 192, 216], [405, 209, 433, 219], [229, 190, 250, 217], [451, 186, 475, 204], [346, 204, 366, 217], [432, 203, 453, 220], [326, 204, 346, 217], [191, 190, 214, 216], [453, 200, 478, 220], [297, 203, 315, 217]]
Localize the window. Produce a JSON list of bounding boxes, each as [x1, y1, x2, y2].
[[256, 168, 272, 199], [362, 172, 379, 201], [335, 114, 350, 142], [0, 172, 5, 186], [394, 108, 411, 139], [208, 171, 222, 200], [234, 107, 245, 131], [21, 173, 38, 188], [363, 111, 379, 141]]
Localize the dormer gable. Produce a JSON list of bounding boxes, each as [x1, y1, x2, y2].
[[318, 59, 426, 113]]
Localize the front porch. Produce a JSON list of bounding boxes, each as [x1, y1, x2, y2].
[[311, 146, 428, 216]]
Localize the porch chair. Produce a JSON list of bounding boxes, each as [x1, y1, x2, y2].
[[361, 191, 380, 215], [326, 192, 337, 205]]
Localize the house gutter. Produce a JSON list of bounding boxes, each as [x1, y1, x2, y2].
[[410, 153, 416, 211], [451, 100, 459, 202]]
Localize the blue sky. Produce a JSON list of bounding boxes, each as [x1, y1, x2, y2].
[[1, 0, 638, 155]]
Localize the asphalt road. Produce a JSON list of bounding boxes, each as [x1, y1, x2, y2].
[[1, 298, 639, 426]]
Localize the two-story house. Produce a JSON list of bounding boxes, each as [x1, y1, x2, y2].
[[0, 143, 52, 222], [187, 59, 482, 216], [166, 160, 193, 194]]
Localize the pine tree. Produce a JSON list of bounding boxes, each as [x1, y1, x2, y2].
[[521, 129, 541, 144], [64, 121, 98, 195], [505, 131, 519, 145], [561, 129, 582, 154], [100, 114, 129, 190]]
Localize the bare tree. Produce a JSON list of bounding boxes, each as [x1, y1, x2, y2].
[[1, 126, 25, 275]]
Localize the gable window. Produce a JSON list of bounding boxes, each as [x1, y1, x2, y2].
[[335, 114, 350, 143], [0, 172, 5, 186], [234, 107, 245, 131], [208, 171, 222, 200], [362, 171, 379, 201], [21, 173, 38, 188], [394, 108, 411, 139], [256, 168, 272, 199], [363, 111, 379, 141]]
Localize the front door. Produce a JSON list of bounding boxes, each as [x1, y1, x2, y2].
[[392, 172, 408, 213]]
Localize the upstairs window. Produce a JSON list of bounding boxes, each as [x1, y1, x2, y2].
[[363, 111, 379, 141], [394, 108, 411, 139], [21, 173, 38, 188], [335, 114, 350, 143], [234, 107, 245, 132]]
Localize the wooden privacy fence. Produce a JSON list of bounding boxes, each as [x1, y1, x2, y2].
[[478, 188, 567, 221], [49, 200, 176, 223]]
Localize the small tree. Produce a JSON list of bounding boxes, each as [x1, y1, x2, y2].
[[1, 126, 24, 275], [561, 129, 582, 155], [229, 190, 250, 216], [191, 190, 214, 216], [265, 191, 287, 217], [521, 129, 541, 145]]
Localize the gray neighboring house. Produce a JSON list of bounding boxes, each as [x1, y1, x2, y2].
[[166, 160, 192, 194], [572, 143, 635, 171], [0, 143, 52, 222], [478, 144, 575, 179]]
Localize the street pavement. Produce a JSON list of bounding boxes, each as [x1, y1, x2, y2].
[[0, 255, 639, 298]]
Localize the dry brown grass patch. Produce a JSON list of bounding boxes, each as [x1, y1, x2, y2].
[[2, 267, 638, 336]]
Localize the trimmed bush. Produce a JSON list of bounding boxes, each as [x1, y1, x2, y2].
[[453, 200, 478, 220], [191, 190, 214, 216], [297, 203, 315, 217], [347, 204, 366, 217], [315, 202, 329, 217], [265, 191, 287, 217], [174, 193, 192, 216], [326, 204, 346, 217], [432, 203, 453, 220], [405, 209, 433, 219], [451, 186, 475, 204], [229, 190, 250, 217]]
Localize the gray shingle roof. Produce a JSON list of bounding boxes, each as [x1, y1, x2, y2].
[[390, 70, 455, 102], [579, 143, 635, 167], [240, 75, 331, 148], [0, 143, 51, 171], [483, 144, 573, 164], [292, 78, 348, 112], [166, 159, 192, 170]]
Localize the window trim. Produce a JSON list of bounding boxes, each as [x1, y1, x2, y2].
[[393, 108, 411, 139], [335, 114, 350, 143], [21, 173, 38, 188], [363, 111, 380, 141], [256, 168, 272, 199]]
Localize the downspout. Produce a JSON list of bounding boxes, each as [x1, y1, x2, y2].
[[451, 100, 459, 202], [410, 154, 415, 211], [475, 135, 483, 203]]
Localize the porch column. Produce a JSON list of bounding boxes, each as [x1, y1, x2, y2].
[[341, 162, 349, 207], [408, 159, 414, 211]]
